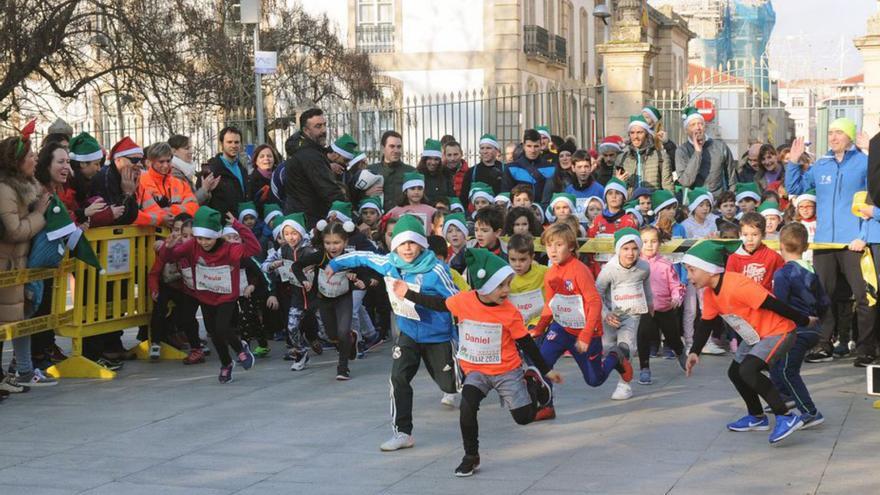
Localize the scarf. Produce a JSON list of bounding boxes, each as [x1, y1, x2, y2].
[[172, 156, 196, 181], [389, 249, 436, 275], [257, 167, 273, 179]]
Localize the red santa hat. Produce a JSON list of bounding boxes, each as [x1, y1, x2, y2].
[[109, 136, 143, 161], [598, 135, 624, 153]]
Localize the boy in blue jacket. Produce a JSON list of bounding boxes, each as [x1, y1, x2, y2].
[[327, 214, 459, 452], [770, 223, 831, 428]]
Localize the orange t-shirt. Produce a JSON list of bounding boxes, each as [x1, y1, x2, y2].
[[446, 291, 528, 376], [702, 272, 795, 342], [539, 255, 603, 342]]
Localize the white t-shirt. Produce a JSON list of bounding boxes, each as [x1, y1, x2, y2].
[[681, 213, 719, 239]]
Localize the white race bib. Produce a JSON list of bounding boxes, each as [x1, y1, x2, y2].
[[575, 197, 589, 214], [181, 265, 194, 290], [384, 276, 421, 321], [611, 283, 648, 315], [195, 264, 232, 294], [239, 268, 249, 294], [508, 289, 544, 322], [721, 313, 760, 345], [549, 294, 586, 328], [457, 320, 503, 364], [318, 268, 349, 298], [278, 260, 294, 283]]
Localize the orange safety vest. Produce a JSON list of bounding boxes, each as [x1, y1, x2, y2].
[[135, 166, 198, 226]]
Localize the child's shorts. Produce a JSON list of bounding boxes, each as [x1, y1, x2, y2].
[[734, 331, 795, 364], [464, 368, 531, 410]]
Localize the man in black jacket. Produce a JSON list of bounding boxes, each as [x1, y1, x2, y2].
[[459, 133, 504, 209], [205, 126, 248, 217], [283, 108, 346, 227]]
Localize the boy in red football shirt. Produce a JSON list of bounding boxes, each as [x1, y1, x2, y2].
[[394, 248, 562, 477], [725, 212, 784, 291]]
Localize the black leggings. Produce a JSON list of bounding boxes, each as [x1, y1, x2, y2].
[[318, 292, 353, 374], [637, 309, 684, 369], [201, 302, 244, 367], [459, 383, 537, 456], [728, 356, 787, 416]]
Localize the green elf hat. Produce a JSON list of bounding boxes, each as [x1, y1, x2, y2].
[[465, 248, 515, 295], [536, 125, 551, 139], [623, 199, 644, 226], [348, 149, 367, 170], [682, 106, 705, 128], [479, 133, 500, 150], [641, 106, 662, 125], [494, 192, 511, 207], [604, 177, 629, 201], [422, 138, 442, 159], [331, 133, 359, 161], [69, 228, 102, 271], [546, 192, 577, 221], [402, 172, 425, 191], [682, 239, 742, 275], [391, 214, 428, 251], [263, 203, 282, 227], [735, 182, 761, 203], [614, 227, 643, 254], [651, 189, 677, 214], [236, 201, 258, 222], [628, 115, 654, 136], [45, 195, 78, 242], [469, 182, 495, 204], [193, 206, 223, 239], [358, 196, 383, 215], [758, 200, 782, 218], [687, 187, 713, 213], [68, 132, 103, 162], [442, 212, 468, 238], [793, 189, 817, 208], [448, 196, 465, 212], [828, 117, 856, 142], [327, 200, 354, 224], [276, 212, 308, 240]]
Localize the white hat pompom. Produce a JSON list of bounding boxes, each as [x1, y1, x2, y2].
[[477, 268, 486, 279], [343, 221, 355, 233], [53, 206, 61, 213], [316, 219, 328, 231]]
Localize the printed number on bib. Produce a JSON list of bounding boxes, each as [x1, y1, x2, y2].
[[508, 289, 544, 322], [720, 313, 760, 345], [195, 264, 232, 294], [318, 268, 349, 298], [549, 294, 585, 328], [384, 276, 421, 321], [457, 320, 503, 364], [611, 283, 647, 315]]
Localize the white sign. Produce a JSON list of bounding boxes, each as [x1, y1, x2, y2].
[[105, 239, 130, 275], [195, 264, 232, 294], [384, 276, 421, 321], [549, 293, 586, 329], [611, 283, 648, 315], [508, 289, 544, 322], [457, 320, 503, 364], [255, 51, 277, 75]]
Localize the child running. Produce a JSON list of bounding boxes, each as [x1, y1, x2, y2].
[[160, 206, 260, 383], [683, 240, 817, 444], [391, 248, 561, 477]]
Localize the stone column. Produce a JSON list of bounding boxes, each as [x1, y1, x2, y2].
[[854, 1, 880, 135]]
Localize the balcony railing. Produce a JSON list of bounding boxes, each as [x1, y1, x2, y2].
[[356, 24, 395, 53], [550, 35, 567, 65], [524, 25, 549, 59]]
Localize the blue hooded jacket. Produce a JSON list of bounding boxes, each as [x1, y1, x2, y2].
[[785, 146, 867, 243], [502, 155, 555, 201]]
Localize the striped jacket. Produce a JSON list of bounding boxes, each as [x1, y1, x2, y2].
[[135, 167, 198, 227]]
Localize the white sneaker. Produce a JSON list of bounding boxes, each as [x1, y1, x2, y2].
[[701, 341, 727, 355], [290, 351, 309, 371], [149, 343, 161, 361], [380, 432, 415, 452], [441, 392, 458, 409], [611, 380, 633, 400]]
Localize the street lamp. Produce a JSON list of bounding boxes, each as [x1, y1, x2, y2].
[[593, 3, 611, 137], [241, 0, 265, 144]]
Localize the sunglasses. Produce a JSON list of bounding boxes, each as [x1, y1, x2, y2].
[[128, 156, 143, 165]]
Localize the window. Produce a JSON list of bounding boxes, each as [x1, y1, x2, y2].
[[356, 0, 394, 53], [525, 0, 536, 25], [580, 8, 589, 81], [357, 0, 392, 24], [791, 97, 804, 107], [834, 108, 846, 119]]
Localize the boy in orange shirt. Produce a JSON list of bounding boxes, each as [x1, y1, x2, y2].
[[531, 223, 633, 420], [394, 248, 562, 477], [683, 240, 817, 445]]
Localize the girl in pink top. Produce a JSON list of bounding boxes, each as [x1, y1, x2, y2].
[[635, 226, 687, 385], [386, 171, 437, 235]]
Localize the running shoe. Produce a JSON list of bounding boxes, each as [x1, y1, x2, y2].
[[237, 342, 255, 370], [612, 347, 634, 383], [380, 432, 414, 451], [290, 351, 310, 371], [218, 364, 234, 384], [800, 411, 825, 430], [95, 357, 123, 371], [0, 374, 30, 393], [534, 405, 556, 421], [523, 366, 552, 407], [701, 341, 727, 355], [440, 393, 458, 408], [48, 344, 68, 363], [17, 369, 57, 387], [252, 346, 270, 358], [638, 368, 652, 385], [610, 380, 632, 400], [149, 343, 161, 361], [726, 414, 770, 432], [336, 369, 351, 381], [454, 455, 481, 477], [805, 349, 833, 363], [183, 348, 206, 365], [769, 414, 803, 444]]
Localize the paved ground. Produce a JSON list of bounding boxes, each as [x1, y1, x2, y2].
[[0, 331, 877, 495]]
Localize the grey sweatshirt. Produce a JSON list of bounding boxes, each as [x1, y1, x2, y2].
[[595, 256, 653, 316], [675, 138, 737, 198]]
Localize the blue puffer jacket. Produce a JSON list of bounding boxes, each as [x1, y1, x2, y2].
[[328, 250, 458, 343], [785, 146, 867, 243], [502, 155, 555, 202]]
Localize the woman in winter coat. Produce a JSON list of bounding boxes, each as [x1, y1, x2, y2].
[[0, 131, 51, 394], [247, 144, 281, 214], [614, 116, 673, 193]]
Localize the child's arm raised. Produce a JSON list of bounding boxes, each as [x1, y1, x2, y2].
[[327, 251, 392, 278]]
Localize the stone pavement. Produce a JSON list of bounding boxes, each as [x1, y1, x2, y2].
[[0, 332, 876, 495]]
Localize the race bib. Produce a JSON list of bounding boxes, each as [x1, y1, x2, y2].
[[180, 265, 194, 290], [195, 264, 232, 294], [575, 197, 589, 214], [318, 268, 349, 298], [611, 283, 647, 315], [278, 260, 295, 283], [239, 268, 249, 294], [457, 320, 503, 364], [721, 313, 760, 345], [549, 294, 585, 328], [384, 276, 421, 321], [508, 289, 544, 322]]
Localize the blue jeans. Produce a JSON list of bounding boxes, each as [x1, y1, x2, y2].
[[539, 323, 619, 394], [770, 327, 819, 415], [11, 336, 34, 375]]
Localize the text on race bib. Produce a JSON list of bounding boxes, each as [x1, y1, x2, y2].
[[195, 264, 233, 294], [611, 283, 648, 315], [384, 276, 421, 321], [549, 293, 586, 329], [508, 289, 544, 322], [457, 320, 503, 364]]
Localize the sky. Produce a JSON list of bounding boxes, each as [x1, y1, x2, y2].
[[766, 0, 875, 81]]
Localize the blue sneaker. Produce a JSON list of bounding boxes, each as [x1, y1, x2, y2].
[[638, 368, 652, 385], [663, 348, 676, 360], [769, 414, 803, 444], [800, 411, 825, 430], [726, 414, 770, 432], [237, 342, 255, 370]]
